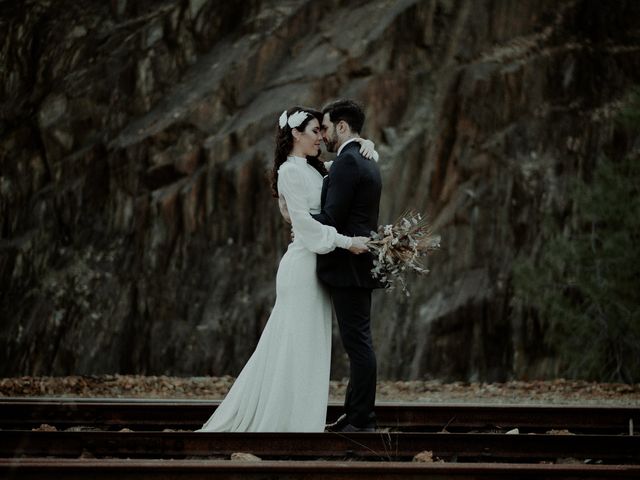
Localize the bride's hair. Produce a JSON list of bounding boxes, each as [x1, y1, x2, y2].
[[271, 106, 328, 197]]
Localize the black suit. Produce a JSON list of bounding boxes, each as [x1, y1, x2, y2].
[[314, 142, 382, 288], [313, 140, 382, 428]]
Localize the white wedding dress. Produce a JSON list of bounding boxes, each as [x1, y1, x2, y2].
[[196, 155, 352, 432]]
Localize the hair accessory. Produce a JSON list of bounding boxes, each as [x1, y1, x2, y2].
[[278, 110, 309, 130], [278, 110, 288, 129]]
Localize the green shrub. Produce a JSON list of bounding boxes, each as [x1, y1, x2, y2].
[[513, 89, 640, 382]]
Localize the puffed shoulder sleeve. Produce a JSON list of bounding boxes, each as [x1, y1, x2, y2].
[[278, 164, 352, 254]]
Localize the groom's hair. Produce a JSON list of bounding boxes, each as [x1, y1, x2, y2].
[[322, 99, 365, 134]]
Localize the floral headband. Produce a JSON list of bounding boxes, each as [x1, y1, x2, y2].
[[278, 110, 309, 130]]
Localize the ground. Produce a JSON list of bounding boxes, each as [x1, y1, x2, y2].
[[1, 376, 639, 405]]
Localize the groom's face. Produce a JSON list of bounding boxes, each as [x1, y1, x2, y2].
[[321, 113, 339, 153]]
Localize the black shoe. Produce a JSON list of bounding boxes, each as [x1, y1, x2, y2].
[[337, 423, 375, 433], [325, 414, 349, 432]]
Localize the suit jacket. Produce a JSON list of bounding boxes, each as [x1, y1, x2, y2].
[[313, 141, 383, 289]]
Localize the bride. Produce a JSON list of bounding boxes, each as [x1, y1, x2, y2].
[[196, 106, 374, 432]]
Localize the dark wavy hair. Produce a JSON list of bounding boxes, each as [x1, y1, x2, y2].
[[271, 106, 328, 197], [322, 99, 365, 134]]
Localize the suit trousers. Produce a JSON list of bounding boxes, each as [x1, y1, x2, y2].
[[329, 286, 377, 428]]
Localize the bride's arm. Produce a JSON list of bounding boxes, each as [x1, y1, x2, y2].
[[278, 165, 352, 254], [353, 137, 379, 162]]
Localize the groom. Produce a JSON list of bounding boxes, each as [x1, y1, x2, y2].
[[313, 99, 383, 432]]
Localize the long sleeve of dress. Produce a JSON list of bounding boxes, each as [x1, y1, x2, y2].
[[278, 164, 352, 254]]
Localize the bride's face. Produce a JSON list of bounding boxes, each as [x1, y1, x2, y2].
[[293, 118, 322, 157]]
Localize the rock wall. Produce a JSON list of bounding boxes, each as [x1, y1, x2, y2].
[[1, 0, 639, 379]]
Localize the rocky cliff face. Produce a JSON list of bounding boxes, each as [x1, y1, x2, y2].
[[1, 0, 638, 380]]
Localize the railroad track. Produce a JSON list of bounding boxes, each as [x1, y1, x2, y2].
[[4, 429, 640, 462], [2, 398, 638, 434], [2, 459, 640, 480], [1, 398, 638, 479]]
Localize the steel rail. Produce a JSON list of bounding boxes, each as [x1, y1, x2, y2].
[[2, 458, 640, 480], [3, 431, 640, 462], [1, 398, 638, 434]]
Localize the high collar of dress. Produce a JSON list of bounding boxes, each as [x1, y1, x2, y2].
[[287, 155, 308, 166]]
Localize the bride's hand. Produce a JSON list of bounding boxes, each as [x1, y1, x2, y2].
[[355, 138, 379, 162], [348, 236, 370, 255]]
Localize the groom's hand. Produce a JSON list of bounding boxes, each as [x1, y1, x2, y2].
[[348, 236, 369, 255]]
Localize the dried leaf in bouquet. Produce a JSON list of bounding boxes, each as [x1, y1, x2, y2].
[[368, 210, 440, 295]]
